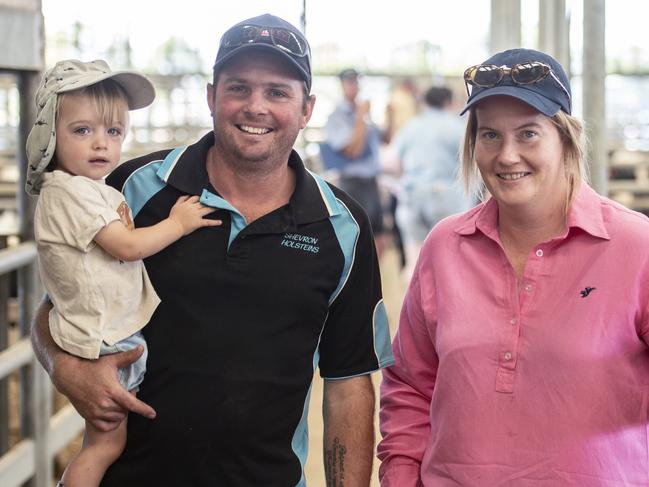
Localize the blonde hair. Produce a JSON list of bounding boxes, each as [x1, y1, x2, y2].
[[49, 79, 130, 171], [57, 78, 130, 129], [460, 107, 589, 213]]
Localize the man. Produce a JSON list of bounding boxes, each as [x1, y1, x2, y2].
[[323, 69, 387, 254], [392, 86, 470, 281], [30, 14, 393, 486]]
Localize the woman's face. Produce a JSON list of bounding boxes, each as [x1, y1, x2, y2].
[[474, 96, 568, 215]]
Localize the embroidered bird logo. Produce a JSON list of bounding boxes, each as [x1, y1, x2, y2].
[[580, 287, 596, 298]]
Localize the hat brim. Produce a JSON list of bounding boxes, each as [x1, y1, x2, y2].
[[460, 85, 561, 118], [213, 44, 311, 90], [58, 71, 155, 110]]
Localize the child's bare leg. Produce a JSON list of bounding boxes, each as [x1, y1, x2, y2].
[[59, 416, 127, 487]]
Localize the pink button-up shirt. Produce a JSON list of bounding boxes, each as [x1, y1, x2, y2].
[[379, 184, 649, 486]]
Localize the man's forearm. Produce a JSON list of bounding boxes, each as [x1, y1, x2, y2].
[[343, 117, 369, 159], [30, 299, 58, 375], [323, 375, 375, 486]]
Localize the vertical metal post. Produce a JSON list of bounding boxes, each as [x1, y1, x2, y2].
[[490, 0, 521, 54], [583, 0, 607, 195], [18, 68, 48, 487], [539, 0, 570, 70], [0, 236, 8, 455]]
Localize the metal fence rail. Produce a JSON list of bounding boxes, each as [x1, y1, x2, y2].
[[0, 242, 84, 487]]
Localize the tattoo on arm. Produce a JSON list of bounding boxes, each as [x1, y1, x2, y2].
[[324, 437, 347, 487]]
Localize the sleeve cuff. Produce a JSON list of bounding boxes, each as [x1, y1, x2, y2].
[[379, 460, 421, 487]]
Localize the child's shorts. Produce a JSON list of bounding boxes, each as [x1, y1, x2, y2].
[[99, 331, 147, 392]]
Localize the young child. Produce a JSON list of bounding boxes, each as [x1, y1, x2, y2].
[[25, 59, 222, 487]]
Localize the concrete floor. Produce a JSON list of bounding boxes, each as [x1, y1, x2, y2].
[[303, 246, 405, 486]]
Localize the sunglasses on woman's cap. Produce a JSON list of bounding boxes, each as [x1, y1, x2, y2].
[[460, 48, 572, 117], [464, 61, 571, 102]]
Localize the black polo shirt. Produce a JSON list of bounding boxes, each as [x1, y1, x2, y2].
[[101, 132, 393, 487]]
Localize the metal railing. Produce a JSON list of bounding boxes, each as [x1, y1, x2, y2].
[[0, 242, 84, 487]]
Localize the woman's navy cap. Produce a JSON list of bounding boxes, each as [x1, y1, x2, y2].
[[461, 48, 571, 117], [213, 14, 312, 92]]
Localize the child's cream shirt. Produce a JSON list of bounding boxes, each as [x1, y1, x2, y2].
[[35, 170, 160, 359]]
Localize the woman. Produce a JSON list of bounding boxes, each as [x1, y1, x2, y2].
[[378, 48, 649, 486]]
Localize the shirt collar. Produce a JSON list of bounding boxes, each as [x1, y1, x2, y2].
[[454, 183, 610, 241], [566, 183, 609, 239], [157, 131, 339, 226]]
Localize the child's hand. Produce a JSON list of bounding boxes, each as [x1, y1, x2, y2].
[[168, 195, 222, 236]]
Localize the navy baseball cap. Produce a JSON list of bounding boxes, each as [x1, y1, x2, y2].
[[461, 48, 571, 117], [213, 14, 312, 92]]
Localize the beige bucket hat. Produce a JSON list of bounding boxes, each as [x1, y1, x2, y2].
[[25, 59, 156, 195]]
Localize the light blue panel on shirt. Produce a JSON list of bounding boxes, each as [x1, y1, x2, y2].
[[199, 189, 247, 249], [304, 170, 359, 307], [373, 300, 394, 367], [122, 160, 167, 218], [328, 200, 360, 305], [290, 345, 321, 487], [155, 146, 187, 183], [306, 169, 343, 217]]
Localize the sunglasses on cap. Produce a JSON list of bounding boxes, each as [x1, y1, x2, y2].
[[463, 61, 571, 102], [221, 24, 309, 58]]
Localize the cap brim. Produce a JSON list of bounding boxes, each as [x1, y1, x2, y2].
[[58, 71, 156, 110], [460, 85, 561, 117], [213, 44, 310, 89]]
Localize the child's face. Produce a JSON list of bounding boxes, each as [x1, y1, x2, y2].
[[54, 91, 126, 180]]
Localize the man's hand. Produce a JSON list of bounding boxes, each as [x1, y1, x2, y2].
[[52, 345, 156, 431], [31, 300, 157, 432], [356, 100, 371, 118]]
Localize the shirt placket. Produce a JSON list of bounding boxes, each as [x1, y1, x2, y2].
[[495, 245, 545, 393]]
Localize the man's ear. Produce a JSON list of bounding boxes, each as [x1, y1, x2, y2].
[[206, 83, 216, 116], [301, 94, 316, 129]]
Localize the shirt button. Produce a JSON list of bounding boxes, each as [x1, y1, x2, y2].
[[535, 249, 543, 257], [504, 352, 513, 361], [510, 318, 517, 326], [524, 283, 533, 292]]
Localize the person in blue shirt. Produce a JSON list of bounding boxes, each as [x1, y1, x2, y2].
[[324, 68, 388, 255], [392, 86, 471, 280]]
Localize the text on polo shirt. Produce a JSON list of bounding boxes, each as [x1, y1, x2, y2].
[[281, 233, 320, 253]]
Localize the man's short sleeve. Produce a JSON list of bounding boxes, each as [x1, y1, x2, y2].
[[317, 198, 394, 378]]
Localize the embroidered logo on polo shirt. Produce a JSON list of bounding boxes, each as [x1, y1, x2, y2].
[[580, 286, 596, 298], [281, 233, 319, 254]]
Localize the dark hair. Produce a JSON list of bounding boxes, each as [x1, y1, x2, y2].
[[424, 86, 453, 108]]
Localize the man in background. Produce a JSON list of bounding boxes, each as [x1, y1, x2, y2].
[[324, 68, 388, 255]]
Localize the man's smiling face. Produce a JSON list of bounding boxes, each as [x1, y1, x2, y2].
[[208, 50, 314, 173]]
